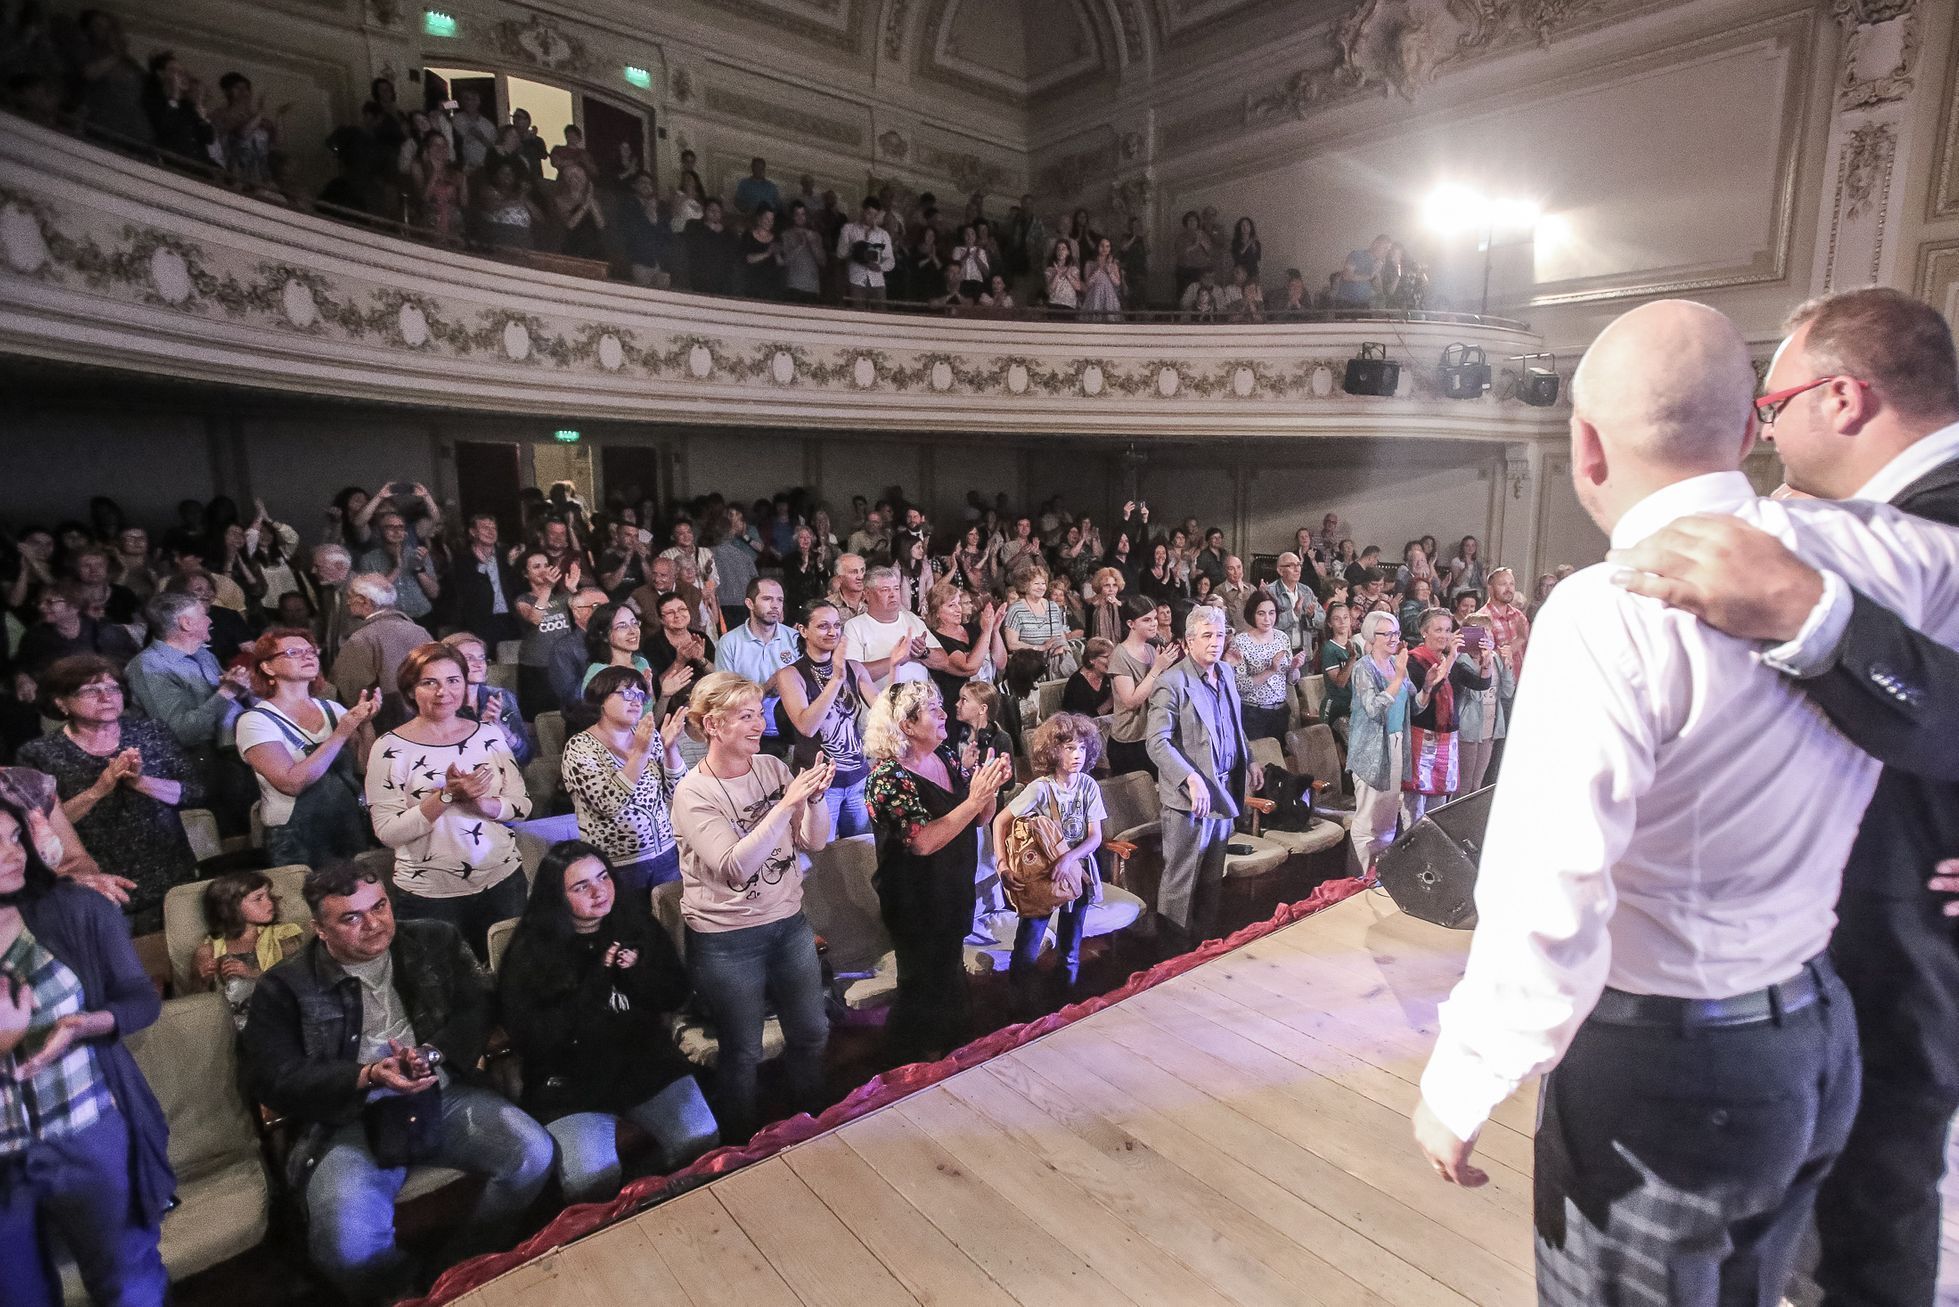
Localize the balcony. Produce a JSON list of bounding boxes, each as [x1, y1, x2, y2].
[[0, 119, 1558, 440]]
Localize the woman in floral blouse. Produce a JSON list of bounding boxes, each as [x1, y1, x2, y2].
[[864, 682, 1012, 1065]]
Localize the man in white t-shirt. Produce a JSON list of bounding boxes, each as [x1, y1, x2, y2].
[[843, 566, 940, 697]]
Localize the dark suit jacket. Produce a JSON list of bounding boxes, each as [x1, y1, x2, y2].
[[1804, 458, 1959, 1088], [447, 547, 515, 643], [1146, 657, 1251, 819]]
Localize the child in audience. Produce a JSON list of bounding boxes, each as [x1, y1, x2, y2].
[[992, 712, 1105, 1017], [953, 680, 1012, 770], [194, 869, 306, 1028]]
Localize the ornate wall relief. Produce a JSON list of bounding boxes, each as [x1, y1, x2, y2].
[[1813, 0, 1923, 291]]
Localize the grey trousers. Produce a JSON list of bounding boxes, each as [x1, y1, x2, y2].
[[1159, 809, 1233, 941]]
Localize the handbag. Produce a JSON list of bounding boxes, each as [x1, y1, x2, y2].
[[363, 1085, 444, 1168], [999, 789, 1082, 919]]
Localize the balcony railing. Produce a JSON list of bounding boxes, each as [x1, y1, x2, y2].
[[0, 116, 1559, 439]]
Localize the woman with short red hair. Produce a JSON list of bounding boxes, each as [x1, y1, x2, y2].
[[235, 629, 377, 869]]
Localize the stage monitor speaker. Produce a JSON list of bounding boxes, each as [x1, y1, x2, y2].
[[1344, 343, 1400, 397], [1376, 787, 1495, 929]]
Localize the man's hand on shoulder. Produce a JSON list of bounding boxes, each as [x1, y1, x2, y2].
[[1606, 514, 1823, 642]]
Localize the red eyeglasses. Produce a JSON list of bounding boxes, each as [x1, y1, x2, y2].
[[1755, 375, 1870, 426]]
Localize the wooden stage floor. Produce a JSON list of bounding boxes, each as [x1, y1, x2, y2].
[[460, 889, 1540, 1306]]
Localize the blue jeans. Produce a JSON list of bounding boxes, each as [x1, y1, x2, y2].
[[1011, 899, 1088, 988], [0, 1102, 168, 1307], [305, 1082, 554, 1303], [545, 1077, 720, 1203], [825, 778, 871, 839], [685, 912, 829, 1139], [392, 870, 529, 962]]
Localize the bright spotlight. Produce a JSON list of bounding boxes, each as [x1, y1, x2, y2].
[[1423, 185, 1489, 236], [1492, 197, 1543, 230]]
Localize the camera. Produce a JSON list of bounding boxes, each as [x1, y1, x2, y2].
[[850, 239, 881, 267], [402, 1044, 444, 1078]]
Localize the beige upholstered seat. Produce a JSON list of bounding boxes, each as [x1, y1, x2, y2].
[[513, 812, 581, 885], [800, 836, 901, 1010], [649, 880, 788, 1067], [485, 917, 519, 973], [1034, 678, 1067, 724], [532, 711, 568, 763]]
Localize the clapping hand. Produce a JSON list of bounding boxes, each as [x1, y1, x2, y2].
[[0, 972, 33, 1059], [24, 808, 63, 870], [15, 1012, 87, 1081], [542, 562, 564, 591], [216, 955, 254, 982], [659, 702, 689, 747], [106, 747, 145, 789], [1424, 654, 1450, 690], [565, 560, 582, 591], [601, 942, 639, 970], [659, 661, 694, 696], [958, 736, 980, 774], [339, 688, 381, 734], [1392, 647, 1410, 680], [784, 756, 835, 807], [630, 708, 660, 753], [220, 665, 255, 697], [970, 751, 1013, 802]]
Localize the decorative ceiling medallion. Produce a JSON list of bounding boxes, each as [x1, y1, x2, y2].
[[281, 278, 318, 328], [1082, 364, 1104, 396], [398, 302, 429, 347], [688, 344, 714, 378], [852, 355, 877, 387], [771, 349, 796, 384], [1007, 363, 1029, 394], [598, 333, 624, 371]]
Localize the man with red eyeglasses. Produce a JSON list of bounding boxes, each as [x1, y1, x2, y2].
[[1609, 287, 1959, 1306]]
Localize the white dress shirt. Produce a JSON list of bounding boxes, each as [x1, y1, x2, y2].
[[1420, 471, 1959, 1142], [1764, 418, 1959, 676]]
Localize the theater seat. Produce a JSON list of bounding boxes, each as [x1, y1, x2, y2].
[[648, 880, 787, 1067], [799, 836, 900, 1011], [513, 812, 581, 885], [57, 992, 270, 1299]]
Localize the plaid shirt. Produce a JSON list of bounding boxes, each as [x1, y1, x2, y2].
[[1478, 599, 1532, 674], [0, 925, 108, 1157]]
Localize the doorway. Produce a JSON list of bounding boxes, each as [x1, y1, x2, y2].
[[578, 94, 649, 183], [453, 441, 523, 536]]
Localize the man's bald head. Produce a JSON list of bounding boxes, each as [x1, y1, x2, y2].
[[1572, 300, 1757, 471]]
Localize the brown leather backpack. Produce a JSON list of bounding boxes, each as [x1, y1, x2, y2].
[[999, 793, 1082, 918]]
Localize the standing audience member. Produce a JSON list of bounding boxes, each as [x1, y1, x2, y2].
[[548, 588, 610, 714], [24, 656, 202, 934], [1401, 610, 1492, 825], [1107, 596, 1175, 776], [992, 713, 1104, 1017], [865, 683, 1012, 1064], [562, 667, 690, 910], [497, 841, 718, 1202], [0, 795, 172, 1307], [126, 589, 253, 829], [243, 862, 553, 1305], [714, 578, 799, 757], [775, 600, 876, 839], [1229, 592, 1306, 742], [446, 513, 515, 646], [646, 592, 715, 717], [1061, 638, 1116, 717], [668, 673, 834, 1140], [328, 574, 433, 712], [441, 633, 534, 767], [1270, 553, 1322, 653], [1146, 606, 1257, 948], [1475, 567, 1530, 673], [580, 600, 651, 694], [1317, 602, 1359, 739], [1454, 615, 1513, 794], [237, 630, 376, 869], [837, 197, 895, 305], [1345, 611, 1412, 874], [365, 644, 531, 959], [844, 567, 939, 698]]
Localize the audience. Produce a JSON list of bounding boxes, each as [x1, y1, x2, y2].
[[236, 629, 376, 869], [562, 666, 689, 909], [192, 867, 306, 1028], [993, 712, 1105, 1017], [329, 573, 434, 712]]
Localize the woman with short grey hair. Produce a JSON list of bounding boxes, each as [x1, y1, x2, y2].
[[1345, 610, 1414, 876]]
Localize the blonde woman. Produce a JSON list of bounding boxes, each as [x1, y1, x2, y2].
[[668, 672, 833, 1139], [864, 682, 1012, 1064]]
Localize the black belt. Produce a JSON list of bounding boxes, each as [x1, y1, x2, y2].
[[1589, 954, 1834, 1030]]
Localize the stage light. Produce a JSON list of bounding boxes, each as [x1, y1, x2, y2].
[[1511, 354, 1561, 407], [422, 9, 458, 37], [1439, 343, 1491, 400], [1422, 185, 1489, 236], [1344, 342, 1399, 397]]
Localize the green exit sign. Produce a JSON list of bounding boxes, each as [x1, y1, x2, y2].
[[554, 428, 581, 444], [422, 9, 458, 37], [624, 66, 652, 90]]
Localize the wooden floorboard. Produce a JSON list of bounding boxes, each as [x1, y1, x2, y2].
[[465, 888, 1959, 1304]]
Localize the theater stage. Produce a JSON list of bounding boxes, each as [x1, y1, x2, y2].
[[455, 889, 1538, 1306]]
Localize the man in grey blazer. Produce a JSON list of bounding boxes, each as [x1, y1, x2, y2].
[[1146, 605, 1258, 946]]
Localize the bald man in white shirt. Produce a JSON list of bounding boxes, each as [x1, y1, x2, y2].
[[1411, 299, 1959, 1306]]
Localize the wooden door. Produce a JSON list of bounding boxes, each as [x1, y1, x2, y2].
[[453, 440, 523, 535]]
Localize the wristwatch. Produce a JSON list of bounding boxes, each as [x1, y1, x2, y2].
[[439, 790, 455, 806]]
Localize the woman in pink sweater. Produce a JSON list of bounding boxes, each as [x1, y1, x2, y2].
[[669, 672, 834, 1139]]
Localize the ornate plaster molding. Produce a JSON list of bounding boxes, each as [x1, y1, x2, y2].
[[1832, 0, 1919, 111]]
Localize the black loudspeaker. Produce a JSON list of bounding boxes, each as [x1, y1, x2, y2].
[[1377, 787, 1495, 929], [1343, 343, 1400, 397]]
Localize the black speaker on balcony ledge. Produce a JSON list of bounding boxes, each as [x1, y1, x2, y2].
[[1439, 343, 1492, 399], [1343, 342, 1400, 397]]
